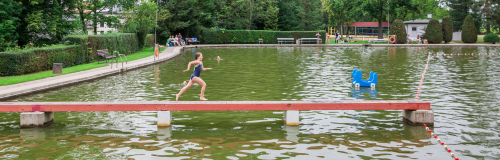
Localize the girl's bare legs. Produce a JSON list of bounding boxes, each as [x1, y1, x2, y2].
[[191, 77, 207, 100], [176, 79, 194, 101]]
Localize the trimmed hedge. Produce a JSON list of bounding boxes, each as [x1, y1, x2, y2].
[[484, 33, 500, 44], [425, 19, 443, 44], [391, 19, 406, 44], [462, 15, 477, 43], [442, 16, 453, 43], [0, 45, 83, 76], [1, 33, 143, 76], [63, 33, 141, 63], [145, 34, 155, 47], [200, 30, 326, 44]]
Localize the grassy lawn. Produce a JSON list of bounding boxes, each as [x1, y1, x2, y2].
[[0, 47, 165, 86], [452, 37, 485, 43]]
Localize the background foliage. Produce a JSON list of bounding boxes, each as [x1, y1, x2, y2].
[[390, 19, 406, 44], [200, 30, 326, 44], [462, 15, 478, 43], [442, 16, 453, 43], [483, 33, 500, 44], [0, 33, 150, 76], [425, 19, 443, 44]]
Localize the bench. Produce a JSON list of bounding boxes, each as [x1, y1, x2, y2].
[[97, 49, 116, 64], [300, 38, 322, 44], [97, 49, 127, 69], [370, 39, 386, 43], [277, 38, 294, 44], [185, 38, 200, 45]]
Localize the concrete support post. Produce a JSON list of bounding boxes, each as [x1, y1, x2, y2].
[[283, 110, 299, 126], [20, 112, 54, 128], [402, 110, 434, 126], [157, 111, 172, 126]]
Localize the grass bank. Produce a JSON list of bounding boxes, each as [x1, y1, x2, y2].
[[0, 47, 165, 86]]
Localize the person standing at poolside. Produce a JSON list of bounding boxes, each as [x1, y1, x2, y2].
[[315, 32, 321, 44], [335, 30, 339, 43], [326, 33, 330, 44], [178, 33, 183, 46], [176, 52, 212, 101]]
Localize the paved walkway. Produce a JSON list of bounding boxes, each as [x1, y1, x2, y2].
[[183, 43, 499, 48], [0, 46, 184, 100]]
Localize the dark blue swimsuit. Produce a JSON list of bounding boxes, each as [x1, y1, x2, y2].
[[190, 63, 202, 80]]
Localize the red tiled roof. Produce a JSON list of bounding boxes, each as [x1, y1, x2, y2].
[[348, 22, 391, 27]]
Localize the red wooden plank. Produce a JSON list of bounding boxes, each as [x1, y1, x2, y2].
[[0, 100, 430, 112]]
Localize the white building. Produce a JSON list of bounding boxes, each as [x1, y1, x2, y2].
[[404, 19, 462, 41], [85, 9, 128, 35], [72, 5, 128, 35]]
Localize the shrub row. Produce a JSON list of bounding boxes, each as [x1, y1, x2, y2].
[[63, 33, 141, 61], [144, 34, 155, 48], [0, 45, 83, 76], [462, 15, 477, 43], [1, 33, 150, 76], [425, 19, 443, 44], [199, 30, 326, 44]]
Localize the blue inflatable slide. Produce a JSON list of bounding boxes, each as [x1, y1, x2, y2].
[[351, 69, 378, 87]]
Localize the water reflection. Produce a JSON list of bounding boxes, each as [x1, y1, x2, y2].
[[156, 126, 172, 141], [350, 87, 378, 99]]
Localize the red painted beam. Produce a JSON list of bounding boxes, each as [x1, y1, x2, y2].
[[0, 100, 430, 112]]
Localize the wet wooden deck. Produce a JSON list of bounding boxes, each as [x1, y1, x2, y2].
[[0, 100, 430, 112]]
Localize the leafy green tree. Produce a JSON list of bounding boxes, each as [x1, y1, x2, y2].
[[448, 0, 480, 32], [476, 0, 497, 34], [0, 0, 22, 51], [157, 0, 215, 41], [297, 0, 325, 31], [391, 19, 406, 44], [123, 0, 169, 49], [425, 19, 442, 43], [442, 16, 453, 43], [14, 0, 79, 47], [321, 0, 362, 36], [75, 0, 135, 35], [277, 0, 299, 31], [462, 15, 477, 43], [265, 3, 279, 30], [362, 0, 412, 39]]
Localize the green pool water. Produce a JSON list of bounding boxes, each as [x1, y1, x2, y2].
[[2, 47, 500, 159]]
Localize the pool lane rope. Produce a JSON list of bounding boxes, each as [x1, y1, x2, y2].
[[432, 53, 498, 56], [415, 54, 431, 100], [424, 124, 460, 160]]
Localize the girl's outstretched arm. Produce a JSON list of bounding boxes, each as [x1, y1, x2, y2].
[[202, 65, 212, 71], [183, 61, 198, 72]]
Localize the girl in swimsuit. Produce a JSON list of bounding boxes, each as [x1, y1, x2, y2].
[[176, 52, 212, 101]]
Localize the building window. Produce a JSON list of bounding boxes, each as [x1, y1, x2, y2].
[[412, 27, 417, 31], [100, 22, 104, 28]]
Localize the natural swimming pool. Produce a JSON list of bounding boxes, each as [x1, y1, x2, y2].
[[1, 46, 500, 159]]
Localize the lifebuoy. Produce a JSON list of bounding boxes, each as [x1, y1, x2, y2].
[[389, 37, 396, 44]]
